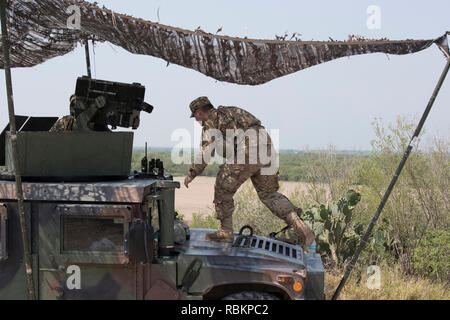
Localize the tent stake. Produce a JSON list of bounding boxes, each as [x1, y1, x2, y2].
[[0, 0, 36, 300], [332, 55, 450, 300]]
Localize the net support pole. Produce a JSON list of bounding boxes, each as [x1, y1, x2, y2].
[[0, 0, 36, 300], [332, 55, 450, 300], [84, 38, 92, 78]]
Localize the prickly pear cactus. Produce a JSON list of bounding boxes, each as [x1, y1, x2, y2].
[[302, 190, 362, 265]]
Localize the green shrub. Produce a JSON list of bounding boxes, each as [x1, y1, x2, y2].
[[357, 116, 450, 273], [189, 212, 220, 229], [413, 229, 450, 282], [302, 190, 365, 266]]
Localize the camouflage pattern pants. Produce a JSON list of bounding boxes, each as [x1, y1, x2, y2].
[[214, 163, 297, 231]]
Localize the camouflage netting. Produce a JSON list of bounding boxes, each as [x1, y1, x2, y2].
[[0, 0, 448, 85]]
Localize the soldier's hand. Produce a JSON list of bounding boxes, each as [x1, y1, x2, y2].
[[95, 96, 107, 109], [184, 175, 193, 188]]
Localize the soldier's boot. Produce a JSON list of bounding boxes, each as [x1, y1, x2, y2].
[[205, 229, 234, 243], [205, 216, 234, 243], [284, 211, 315, 247]]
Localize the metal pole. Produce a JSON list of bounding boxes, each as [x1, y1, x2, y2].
[[84, 38, 92, 78], [332, 56, 450, 300], [0, 0, 36, 300]]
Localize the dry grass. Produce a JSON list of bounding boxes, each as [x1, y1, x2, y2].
[[325, 264, 450, 300]]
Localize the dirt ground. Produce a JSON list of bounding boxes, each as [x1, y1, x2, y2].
[[173, 176, 310, 224]]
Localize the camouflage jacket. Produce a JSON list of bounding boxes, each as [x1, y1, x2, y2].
[[188, 106, 272, 178], [50, 96, 105, 132], [49, 115, 76, 132]]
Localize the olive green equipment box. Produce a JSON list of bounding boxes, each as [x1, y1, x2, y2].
[[0, 116, 133, 181]]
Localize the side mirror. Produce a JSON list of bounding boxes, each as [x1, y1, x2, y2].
[[126, 218, 154, 264]]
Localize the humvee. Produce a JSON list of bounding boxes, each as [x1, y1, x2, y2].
[[0, 77, 325, 300]]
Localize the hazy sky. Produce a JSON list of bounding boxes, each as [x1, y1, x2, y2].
[[0, 0, 449, 150]]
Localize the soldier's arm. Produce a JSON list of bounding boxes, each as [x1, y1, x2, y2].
[[49, 116, 74, 132], [74, 96, 107, 131], [188, 127, 216, 179]]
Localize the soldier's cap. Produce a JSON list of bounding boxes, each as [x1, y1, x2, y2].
[[189, 96, 213, 118]]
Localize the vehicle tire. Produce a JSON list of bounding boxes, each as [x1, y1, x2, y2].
[[222, 291, 279, 300]]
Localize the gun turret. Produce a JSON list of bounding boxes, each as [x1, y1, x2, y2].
[[74, 76, 153, 130]]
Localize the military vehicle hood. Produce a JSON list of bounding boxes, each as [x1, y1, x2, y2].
[[178, 229, 307, 269]]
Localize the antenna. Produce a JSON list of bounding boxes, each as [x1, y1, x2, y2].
[[141, 142, 148, 173], [84, 38, 92, 78]]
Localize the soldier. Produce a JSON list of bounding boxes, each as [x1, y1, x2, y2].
[[184, 96, 315, 246], [50, 94, 107, 132]]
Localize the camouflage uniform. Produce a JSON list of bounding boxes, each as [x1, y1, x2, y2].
[[50, 115, 76, 132], [188, 97, 314, 245], [50, 95, 107, 132]]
